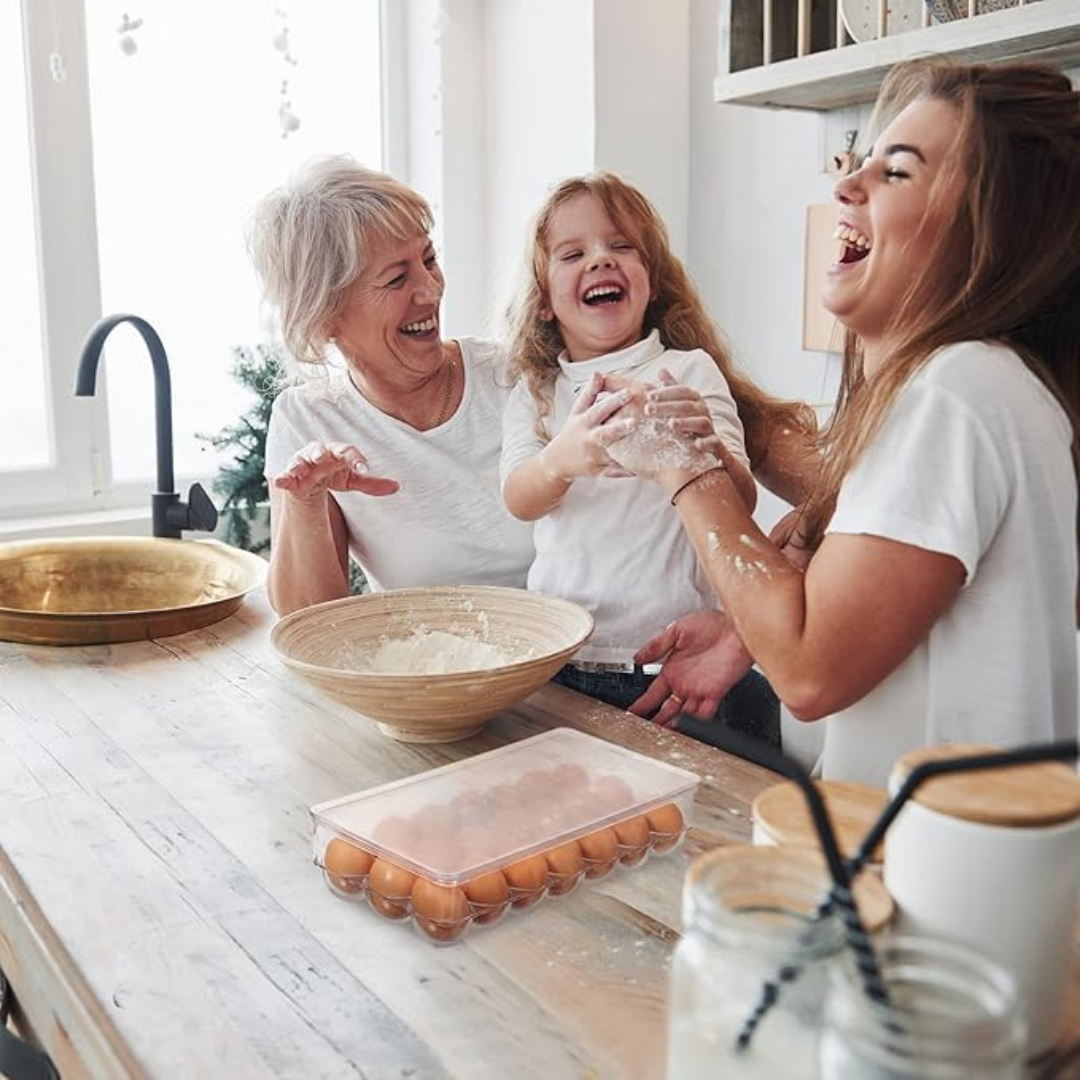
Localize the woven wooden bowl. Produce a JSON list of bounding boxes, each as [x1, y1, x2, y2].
[[271, 586, 594, 743]]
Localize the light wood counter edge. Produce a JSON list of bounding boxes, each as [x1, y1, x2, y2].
[[0, 845, 148, 1080]]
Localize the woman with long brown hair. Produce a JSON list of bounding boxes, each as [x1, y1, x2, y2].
[[632, 58, 1080, 784]]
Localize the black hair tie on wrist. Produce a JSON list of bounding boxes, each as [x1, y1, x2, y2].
[[670, 464, 726, 507]]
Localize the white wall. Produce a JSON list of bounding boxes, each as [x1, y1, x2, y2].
[[427, 0, 800, 526], [688, 0, 838, 408], [482, 0, 596, 334], [398, 0, 491, 340], [440, 0, 839, 412], [447, 0, 691, 337], [593, 0, 690, 257], [688, 0, 852, 527]]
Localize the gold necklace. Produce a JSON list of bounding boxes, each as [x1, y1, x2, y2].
[[348, 349, 455, 428], [431, 353, 455, 427]]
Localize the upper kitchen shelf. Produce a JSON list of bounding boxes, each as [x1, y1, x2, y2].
[[715, 0, 1080, 110]]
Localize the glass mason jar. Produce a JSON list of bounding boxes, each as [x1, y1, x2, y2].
[[665, 845, 848, 1079], [819, 935, 1028, 1079]]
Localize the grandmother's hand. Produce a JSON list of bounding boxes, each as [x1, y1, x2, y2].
[[272, 441, 400, 501], [628, 609, 754, 727]]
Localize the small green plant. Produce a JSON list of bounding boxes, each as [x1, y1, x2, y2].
[[203, 343, 367, 593], [200, 343, 283, 555]]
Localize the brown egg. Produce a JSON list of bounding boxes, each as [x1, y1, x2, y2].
[[366, 858, 416, 920], [322, 837, 375, 894], [548, 763, 590, 790], [647, 803, 686, 852], [462, 870, 511, 925], [578, 827, 620, 879], [511, 769, 551, 800], [589, 774, 635, 813], [462, 869, 510, 906], [544, 840, 584, 895], [503, 854, 549, 909], [411, 877, 471, 943], [408, 819, 463, 868], [371, 815, 415, 850], [612, 815, 651, 866], [449, 790, 487, 821], [457, 824, 497, 864]]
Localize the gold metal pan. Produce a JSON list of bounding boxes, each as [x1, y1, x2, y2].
[[0, 536, 267, 646]]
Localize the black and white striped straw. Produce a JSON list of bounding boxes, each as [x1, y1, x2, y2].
[[729, 738, 888, 1053], [731, 736, 1079, 1054]]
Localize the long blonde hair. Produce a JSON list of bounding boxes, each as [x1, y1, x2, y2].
[[802, 59, 1080, 547], [504, 172, 813, 467]]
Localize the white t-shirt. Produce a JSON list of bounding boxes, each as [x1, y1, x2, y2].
[[822, 341, 1078, 786], [265, 337, 535, 592], [500, 330, 749, 662]]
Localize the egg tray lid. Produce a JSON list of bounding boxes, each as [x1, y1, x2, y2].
[[310, 727, 700, 885]]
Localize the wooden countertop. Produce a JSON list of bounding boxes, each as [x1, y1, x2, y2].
[[0, 589, 782, 1080], [2, 590, 1077, 1078]]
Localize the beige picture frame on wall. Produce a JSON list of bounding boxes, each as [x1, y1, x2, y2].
[[803, 203, 842, 353]]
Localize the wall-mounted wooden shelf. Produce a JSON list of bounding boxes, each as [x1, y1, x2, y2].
[[715, 0, 1080, 110]]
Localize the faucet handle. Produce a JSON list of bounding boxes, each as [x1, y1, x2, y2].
[[160, 482, 219, 537], [185, 482, 219, 534]]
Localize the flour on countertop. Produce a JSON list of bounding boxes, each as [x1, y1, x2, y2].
[[349, 629, 522, 674]]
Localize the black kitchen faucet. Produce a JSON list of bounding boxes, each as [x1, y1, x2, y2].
[[75, 313, 219, 539]]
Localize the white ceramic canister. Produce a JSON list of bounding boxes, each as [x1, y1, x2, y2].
[[883, 743, 1080, 1057], [752, 779, 888, 866]]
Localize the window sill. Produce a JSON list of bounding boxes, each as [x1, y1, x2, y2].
[[0, 507, 153, 542]]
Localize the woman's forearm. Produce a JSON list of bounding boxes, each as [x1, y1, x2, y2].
[[669, 465, 965, 720], [667, 466, 810, 695], [267, 489, 350, 615], [754, 422, 823, 507]]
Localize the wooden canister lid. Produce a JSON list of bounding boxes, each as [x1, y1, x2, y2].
[[890, 743, 1080, 828], [752, 780, 888, 863], [693, 844, 894, 933]]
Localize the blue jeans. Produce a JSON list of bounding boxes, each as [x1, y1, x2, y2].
[[553, 664, 781, 754]]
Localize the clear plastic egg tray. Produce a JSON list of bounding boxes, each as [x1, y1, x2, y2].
[[310, 727, 700, 944]]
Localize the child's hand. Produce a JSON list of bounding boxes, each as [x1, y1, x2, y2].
[[272, 441, 400, 502], [539, 374, 636, 483], [605, 418, 715, 480], [603, 372, 716, 481]]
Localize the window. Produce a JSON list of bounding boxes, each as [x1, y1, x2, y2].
[[5, 0, 385, 522], [1, 1, 50, 471]]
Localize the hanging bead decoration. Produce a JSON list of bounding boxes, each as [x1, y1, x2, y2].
[[47, 0, 66, 83], [48, 51, 67, 83], [117, 12, 143, 56], [273, 6, 301, 138]]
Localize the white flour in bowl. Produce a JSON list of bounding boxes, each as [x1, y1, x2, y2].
[[350, 630, 521, 674]]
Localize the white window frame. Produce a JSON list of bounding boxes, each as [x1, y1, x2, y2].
[[5, 0, 404, 532]]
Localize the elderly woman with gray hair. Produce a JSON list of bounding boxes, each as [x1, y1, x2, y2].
[[250, 156, 536, 616]]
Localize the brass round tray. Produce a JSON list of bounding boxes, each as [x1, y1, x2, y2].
[[0, 536, 267, 646]]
